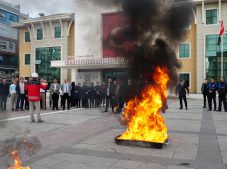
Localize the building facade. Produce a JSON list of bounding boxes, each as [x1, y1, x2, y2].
[[51, 0, 198, 92], [195, 0, 227, 93], [13, 0, 227, 93], [12, 13, 74, 83], [0, 1, 26, 81]]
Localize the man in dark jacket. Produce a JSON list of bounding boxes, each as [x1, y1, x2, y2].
[[89, 82, 96, 108], [104, 78, 116, 112], [0, 78, 9, 112], [217, 77, 227, 112], [81, 82, 89, 108], [176, 79, 189, 110], [201, 79, 209, 108], [95, 81, 101, 108], [208, 78, 217, 111], [75, 83, 81, 108]]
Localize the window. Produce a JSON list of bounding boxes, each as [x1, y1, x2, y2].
[[179, 43, 190, 58], [205, 34, 227, 81], [55, 26, 61, 38], [35, 46, 61, 82], [37, 29, 43, 40], [24, 54, 30, 65], [179, 73, 190, 87], [24, 32, 30, 42], [206, 9, 218, 25]]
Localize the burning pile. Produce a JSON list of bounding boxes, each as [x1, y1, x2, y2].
[[7, 150, 30, 169], [118, 67, 169, 143], [110, 0, 194, 146], [1, 136, 41, 169]]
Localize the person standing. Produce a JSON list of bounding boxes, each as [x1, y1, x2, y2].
[[40, 79, 47, 110], [75, 83, 81, 108], [81, 82, 89, 108], [61, 79, 71, 110], [111, 80, 117, 112], [207, 78, 217, 111], [89, 82, 96, 108], [101, 82, 106, 108], [176, 79, 189, 110], [9, 79, 19, 111], [217, 77, 227, 112], [71, 82, 76, 108], [104, 78, 116, 112], [25, 73, 47, 122], [24, 78, 31, 110], [50, 79, 60, 110], [115, 79, 126, 114], [0, 78, 9, 112], [201, 79, 209, 108], [95, 81, 101, 108], [16, 77, 26, 111]]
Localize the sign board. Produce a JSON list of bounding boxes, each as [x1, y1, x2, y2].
[[0, 39, 16, 53], [65, 56, 129, 66]]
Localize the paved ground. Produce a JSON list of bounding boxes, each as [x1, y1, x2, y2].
[[0, 96, 227, 169]]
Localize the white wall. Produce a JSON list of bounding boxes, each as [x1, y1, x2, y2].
[[75, 0, 122, 58]]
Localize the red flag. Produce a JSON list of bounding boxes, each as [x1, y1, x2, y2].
[[220, 20, 225, 36]]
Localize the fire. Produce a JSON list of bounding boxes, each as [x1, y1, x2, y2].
[[7, 150, 30, 169], [118, 67, 169, 143]]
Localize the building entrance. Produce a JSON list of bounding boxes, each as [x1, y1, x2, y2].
[[102, 69, 128, 83]]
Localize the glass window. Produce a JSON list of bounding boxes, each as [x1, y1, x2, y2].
[[205, 34, 227, 81], [37, 29, 43, 40], [35, 46, 61, 82], [206, 9, 217, 25], [179, 73, 190, 87], [179, 43, 190, 58], [24, 32, 30, 42], [25, 54, 30, 65], [55, 26, 61, 38]]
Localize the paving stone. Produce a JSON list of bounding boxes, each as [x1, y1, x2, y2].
[[167, 166, 194, 169], [138, 162, 167, 169], [113, 160, 142, 169]]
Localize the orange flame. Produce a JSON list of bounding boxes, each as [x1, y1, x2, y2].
[[7, 150, 30, 169], [118, 67, 169, 143]]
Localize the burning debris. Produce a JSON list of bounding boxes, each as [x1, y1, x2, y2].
[[110, 0, 194, 146], [0, 136, 41, 169]]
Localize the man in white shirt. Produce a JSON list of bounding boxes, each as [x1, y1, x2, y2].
[[16, 77, 26, 111], [61, 79, 71, 110], [9, 80, 18, 111]]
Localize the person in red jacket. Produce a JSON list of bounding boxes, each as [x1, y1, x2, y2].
[[25, 73, 47, 123]]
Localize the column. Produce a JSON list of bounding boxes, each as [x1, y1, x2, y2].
[[219, 0, 222, 21], [71, 69, 78, 82]]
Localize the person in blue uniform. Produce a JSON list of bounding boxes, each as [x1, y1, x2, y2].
[[208, 78, 217, 111], [217, 77, 227, 112]]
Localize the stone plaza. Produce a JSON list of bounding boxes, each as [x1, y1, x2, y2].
[[0, 96, 227, 169]]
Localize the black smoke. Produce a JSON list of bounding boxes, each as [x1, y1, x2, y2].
[[110, 0, 194, 97]]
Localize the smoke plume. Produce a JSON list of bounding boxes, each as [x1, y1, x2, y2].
[[110, 0, 194, 96]]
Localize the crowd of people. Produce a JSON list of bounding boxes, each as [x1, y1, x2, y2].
[[0, 73, 133, 122], [1, 72, 227, 122], [201, 77, 227, 112]]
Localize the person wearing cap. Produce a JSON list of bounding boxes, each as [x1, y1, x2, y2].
[[25, 73, 47, 123]]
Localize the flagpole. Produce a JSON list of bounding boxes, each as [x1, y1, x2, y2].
[[221, 34, 224, 77]]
